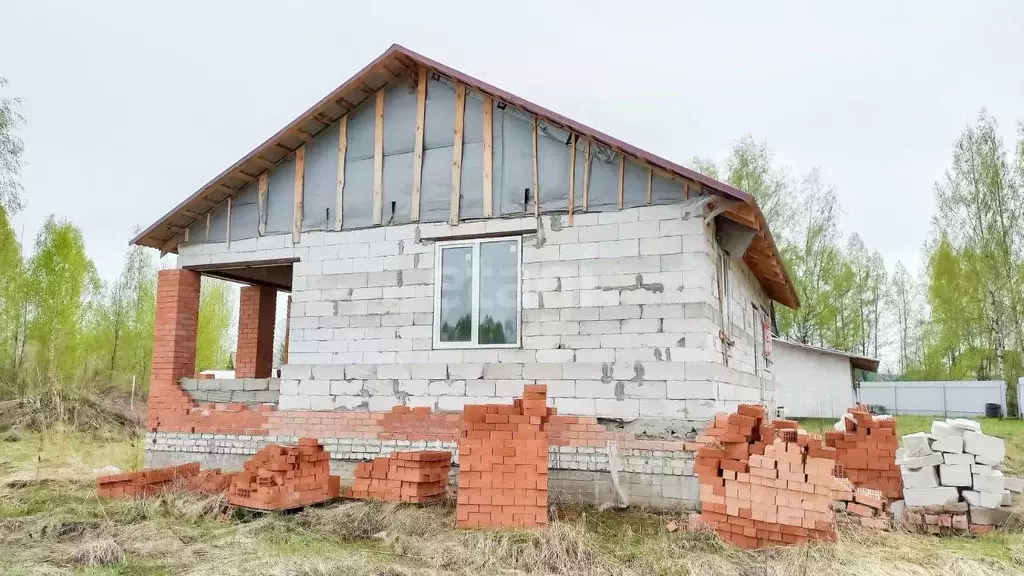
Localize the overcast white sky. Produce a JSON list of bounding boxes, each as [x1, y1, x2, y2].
[[3, 1, 1023, 282]]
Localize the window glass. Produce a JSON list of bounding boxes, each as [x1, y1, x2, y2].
[[479, 240, 518, 344], [434, 237, 521, 348], [439, 246, 473, 342]]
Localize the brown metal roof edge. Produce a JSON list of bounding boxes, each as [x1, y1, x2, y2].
[[132, 43, 798, 307]]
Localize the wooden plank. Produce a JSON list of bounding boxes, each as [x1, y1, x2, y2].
[[372, 89, 384, 225], [646, 166, 653, 205], [683, 180, 690, 200], [617, 154, 625, 210], [292, 144, 305, 243], [582, 139, 591, 211], [226, 197, 232, 248], [532, 116, 539, 218], [205, 212, 211, 241], [568, 134, 576, 223], [257, 172, 268, 236], [450, 83, 466, 225], [411, 65, 427, 221], [482, 95, 493, 218], [334, 115, 348, 231]]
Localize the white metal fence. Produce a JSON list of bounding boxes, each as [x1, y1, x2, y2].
[[857, 380, 1006, 417], [1018, 377, 1024, 418]]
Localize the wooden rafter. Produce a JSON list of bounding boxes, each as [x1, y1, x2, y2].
[[568, 134, 576, 223], [372, 89, 384, 225], [411, 65, 426, 222], [482, 95, 493, 218], [258, 172, 269, 236], [334, 115, 348, 231], [532, 116, 539, 218], [582, 139, 591, 212], [450, 83, 466, 225], [292, 144, 305, 243]]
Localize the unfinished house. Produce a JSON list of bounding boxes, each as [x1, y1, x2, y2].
[[132, 44, 798, 507]]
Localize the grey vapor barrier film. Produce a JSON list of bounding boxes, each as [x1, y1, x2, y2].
[[302, 121, 339, 231], [266, 159, 295, 234], [492, 103, 533, 215], [420, 77, 456, 222], [587, 145, 619, 212], [230, 181, 259, 241], [382, 80, 417, 224], [538, 121, 571, 212], [459, 89, 486, 220], [342, 98, 375, 229]]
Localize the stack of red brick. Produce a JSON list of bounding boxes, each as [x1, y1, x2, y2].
[[456, 384, 550, 528], [345, 450, 451, 504], [188, 468, 236, 494], [227, 438, 340, 510], [825, 407, 902, 499], [696, 404, 839, 548], [97, 462, 200, 499], [834, 484, 891, 529]]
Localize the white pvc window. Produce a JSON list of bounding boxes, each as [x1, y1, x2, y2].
[[433, 236, 522, 349]]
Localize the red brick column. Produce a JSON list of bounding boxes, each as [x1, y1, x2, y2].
[[148, 269, 201, 431], [235, 285, 277, 378]]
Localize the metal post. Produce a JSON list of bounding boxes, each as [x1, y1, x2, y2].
[[940, 382, 947, 418], [130, 375, 136, 412], [892, 385, 898, 416]]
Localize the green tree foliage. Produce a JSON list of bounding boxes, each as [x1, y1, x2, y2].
[[195, 279, 233, 372], [916, 110, 1024, 407], [696, 140, 888, 358], [87, 243, 157, 385], [26, 217, 100, 380]]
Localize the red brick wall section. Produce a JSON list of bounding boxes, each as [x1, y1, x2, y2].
[[148, 269, 202, 431], [97, 462, 200, 499], [824, 407, 903, 500], [227, 438, 340, 510], [347, 451, 452, 503], [457, 385, 550, 529], [695, 405, 839, 548], [235, 285, 276, 378]]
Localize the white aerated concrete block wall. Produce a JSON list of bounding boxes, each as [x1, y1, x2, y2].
[[178, 203, 775, 427]]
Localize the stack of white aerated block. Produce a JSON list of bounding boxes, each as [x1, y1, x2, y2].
[[897, 418, 1021, 528]]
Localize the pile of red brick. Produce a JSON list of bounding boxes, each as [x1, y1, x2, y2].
[[825, 407, 902, 499], [187, 468, 236, 494], [227, 438, 340, 510], [97, 462, 200, 499], [456, 384, 551, 528], [834, 484, 890, 529], [695, 405, 839, 548], [345, 450, 451, 504]]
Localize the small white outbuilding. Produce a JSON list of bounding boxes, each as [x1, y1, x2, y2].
[[772, 339, 880, 419]]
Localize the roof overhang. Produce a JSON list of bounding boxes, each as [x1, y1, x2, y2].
[[774, 338, 880, 372], [131, 44, 799, 308]]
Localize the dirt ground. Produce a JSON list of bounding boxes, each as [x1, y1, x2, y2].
[[2, 419, 1024, 575]]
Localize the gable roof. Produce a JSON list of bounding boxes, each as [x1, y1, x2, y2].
[[131, 44, 798, 308]]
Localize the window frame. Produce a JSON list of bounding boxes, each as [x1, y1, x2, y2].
[[432, 235, 522, 349]]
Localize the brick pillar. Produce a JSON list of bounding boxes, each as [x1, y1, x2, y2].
[[148, 269, 201, 431], [235, 285, 277, 378]]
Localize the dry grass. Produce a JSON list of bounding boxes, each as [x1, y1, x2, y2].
[[3, 426, 1024, 575]]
